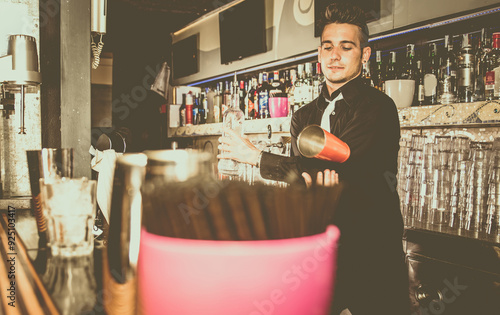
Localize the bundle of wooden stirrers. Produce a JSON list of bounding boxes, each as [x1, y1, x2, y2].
[[142, 179, 343, 240]]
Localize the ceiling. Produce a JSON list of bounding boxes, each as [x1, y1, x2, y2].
[[116, 0, 226, 15]]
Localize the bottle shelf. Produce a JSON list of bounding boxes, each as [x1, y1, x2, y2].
[[399, 100, 500, 128], [168, 117, 292, 138], [168, 101, 500, 138]]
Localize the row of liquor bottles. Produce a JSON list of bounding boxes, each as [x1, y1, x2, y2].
[[178, 27, 500, 126], [179, 64, 324, 126], [366, 28, 500, 105]]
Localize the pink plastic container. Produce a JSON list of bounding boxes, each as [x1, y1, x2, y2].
[[269, 97, 289, 118], [138, 225, 340, 315]]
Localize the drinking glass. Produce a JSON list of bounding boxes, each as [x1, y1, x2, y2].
[[464, 142, 492, 231], [40, 177, 96, 257]]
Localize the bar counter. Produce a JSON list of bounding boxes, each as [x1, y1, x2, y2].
[[0, 208, 106, 315]]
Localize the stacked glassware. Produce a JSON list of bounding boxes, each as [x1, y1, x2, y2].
[[449, 136, 471, 228], [400, 134, 500, 239], [402, 134, 426, 225]]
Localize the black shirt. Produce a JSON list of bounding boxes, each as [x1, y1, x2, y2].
[[259, 75, 409, 313], [260, 75, 403, 239]]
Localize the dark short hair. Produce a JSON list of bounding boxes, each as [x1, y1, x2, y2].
[[318, 2, 370, 48]]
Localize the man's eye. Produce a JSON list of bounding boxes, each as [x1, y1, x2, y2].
[[323, 46, 333, 51], [342, 46, 352, 51]]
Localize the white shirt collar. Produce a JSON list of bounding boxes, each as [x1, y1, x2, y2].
[[320, 92, 343, 131]]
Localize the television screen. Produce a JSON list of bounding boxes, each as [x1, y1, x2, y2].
[[315, 0, 380, 37], [219, 0, 267, 64], [172, 34, 199, 79]]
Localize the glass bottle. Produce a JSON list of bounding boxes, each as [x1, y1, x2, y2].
[[257, 72, 270, 119], [362, 60, 374, 87], [247, 78, 258, 120], [474, 28, 491, 101], [239, 80, 246, 114], [287, 69, 297, 115], [218, 74, 245, 177], [424, 43, 439, 105], [313, 62, 323, 99], [213, 82, 222, 123], [372, 50, 385, 92], [293, 64, 305, 113], [457, 33, 475, 103], [179, 93, 186, 126], [303, 62, 314, 104], [484, 32, 500, 100], [385, 51, 398, 81], [401, 44, 416, 80], [206, 87, 215, 123], [414, 57, 425, 106], [185, 92, 193, 126], [438, 35, 457, 104]]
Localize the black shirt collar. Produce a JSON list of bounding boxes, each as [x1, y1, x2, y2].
[[320, 75, 365, 107]]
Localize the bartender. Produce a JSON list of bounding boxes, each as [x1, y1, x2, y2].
[[218, 2, 410, 314]]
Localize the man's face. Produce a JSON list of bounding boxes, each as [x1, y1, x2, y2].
[[318, 23, 371, 92]]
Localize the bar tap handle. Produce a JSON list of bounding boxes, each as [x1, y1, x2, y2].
[[19, 85, 26, 134]]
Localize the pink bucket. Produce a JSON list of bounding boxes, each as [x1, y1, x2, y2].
[[138, 225, 340, 315], [269, 97, 289, 118]]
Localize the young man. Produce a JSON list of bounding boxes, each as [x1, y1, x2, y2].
[[219, 3, 410, 314]]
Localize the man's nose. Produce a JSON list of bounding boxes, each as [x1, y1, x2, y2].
[[328, 47, 341, 61]]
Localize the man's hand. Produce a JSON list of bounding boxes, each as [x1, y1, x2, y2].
[[217, 128, 262, 166], [302, 169, 339, 188]]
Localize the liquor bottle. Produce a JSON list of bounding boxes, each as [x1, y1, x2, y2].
[[457, 33, 475, 103], [197, 93, 206, 124], [362, 60, 374, 87], [313, 62, 323, 99], [222, 81, 231, 115], [201, 91, 208, 124], [473, 28, 491, 101], [424, 43, 439, 105], [385, 51, 398, 81], [372, 50, 385, 91], [257, 72, 270, 119], [192, 93, 199, 125], [213, 83, 222, 123], [268, 70, 288, 118], [288, 69, 297, 115], [180, 93, 186, 126], [239, 80, 246, 116], [401, 44, 416, 80], [218, 74, 245, 177], [248, 78, 258, 119], [303, 63, 314, 104], [206, 87, 215, 123], [484, 32, 500, 100], [414, 57, 425, 106], [293, 64, 305, 112], [185, 92, 193, 126], [438, 35, 457, 104]]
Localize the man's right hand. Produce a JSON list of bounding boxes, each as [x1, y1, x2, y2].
[[217, 128, 262, 166], [302, 169, 339, 188]]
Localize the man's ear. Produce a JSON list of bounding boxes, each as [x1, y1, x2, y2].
[[362, 46, 371, 63]]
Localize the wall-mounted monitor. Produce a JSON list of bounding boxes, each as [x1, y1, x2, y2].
[[172, 34, 199, 79], [315, 0, 381, 37], [219, 0, 267, 64]]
